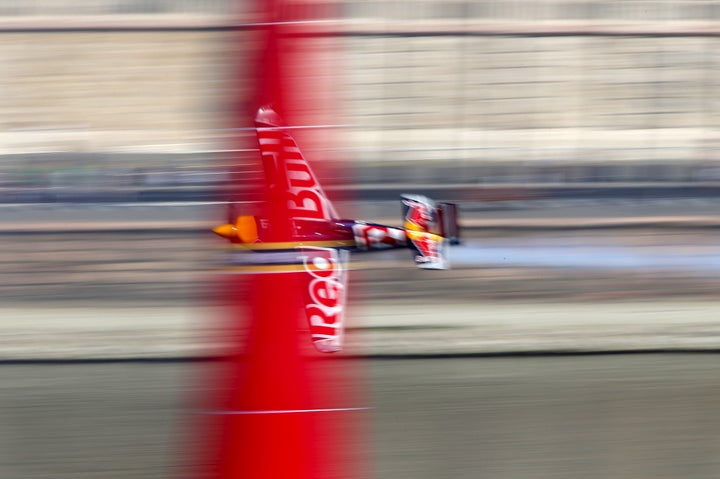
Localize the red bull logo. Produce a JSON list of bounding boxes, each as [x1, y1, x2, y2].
[[402, 196, 435, 232], [300, 248, 346, 351], [257, 128, 331, 220]]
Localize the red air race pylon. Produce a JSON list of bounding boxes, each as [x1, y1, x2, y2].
[[191, 272, 366, 479], [185, 1, 369, 478]]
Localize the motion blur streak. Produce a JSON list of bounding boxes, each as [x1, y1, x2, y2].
[[189, 1, 367, 479]]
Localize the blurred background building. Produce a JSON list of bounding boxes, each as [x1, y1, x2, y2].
[[1, 0, 719, 201]]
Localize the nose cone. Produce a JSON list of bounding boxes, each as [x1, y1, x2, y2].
[[212, 223, 237, 241]]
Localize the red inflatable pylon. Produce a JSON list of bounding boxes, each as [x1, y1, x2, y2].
[[196, 272, 364, 479], [187, 1, 368, 478]]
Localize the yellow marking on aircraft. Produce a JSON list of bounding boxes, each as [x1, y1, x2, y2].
[[231, 240, 356, 251], [221, 264, 310, 274]]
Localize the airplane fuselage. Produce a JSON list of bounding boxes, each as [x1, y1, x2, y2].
[[222, 217, 410, 252]]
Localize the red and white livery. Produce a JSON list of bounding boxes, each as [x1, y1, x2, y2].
[[213, 106, 460, 352]]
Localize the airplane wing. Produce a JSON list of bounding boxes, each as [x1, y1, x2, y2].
[[254, 106, 339, 222], [297, 247, 349, 353]]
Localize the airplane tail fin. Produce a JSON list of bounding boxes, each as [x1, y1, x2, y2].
[[401, 194, 459, 270], [437, 202, 461, 246]]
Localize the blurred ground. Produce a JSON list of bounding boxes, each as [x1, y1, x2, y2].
[[2, 356, 720, 479]]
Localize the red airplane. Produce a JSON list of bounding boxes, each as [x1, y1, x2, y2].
[[213, 106, 459, 353]]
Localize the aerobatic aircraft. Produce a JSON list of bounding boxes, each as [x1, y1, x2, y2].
[[212, 106, 459, 353]]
